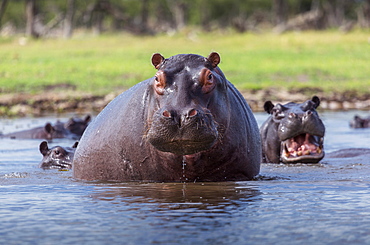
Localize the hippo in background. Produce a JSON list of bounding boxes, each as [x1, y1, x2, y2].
[[63, 115, 92, 136], [73, 52, 261, 182], [1, 114, 91, 140], [2, 122, 66, 140], [260, 96, 325, 164], [39, 141, 78, 169], [350, 115, 370, 128]]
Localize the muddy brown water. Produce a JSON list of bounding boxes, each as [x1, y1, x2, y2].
[[0, 111, 369, 244]]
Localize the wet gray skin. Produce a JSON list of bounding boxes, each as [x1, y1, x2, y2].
[[39, 141, 78, 169], [260, 96, 325, 164]]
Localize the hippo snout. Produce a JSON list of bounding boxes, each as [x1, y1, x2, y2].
[[278, 110, 325, 141], [146, 107, 218, 155], [161, 108, 199, 128]]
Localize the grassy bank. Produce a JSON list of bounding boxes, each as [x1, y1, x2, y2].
[[0, 30, 369, 97]]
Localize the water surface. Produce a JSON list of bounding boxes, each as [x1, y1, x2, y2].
[[0, 111, 369, 244]]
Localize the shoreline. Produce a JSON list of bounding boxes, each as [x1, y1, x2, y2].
[[0, 89, 369, 117]]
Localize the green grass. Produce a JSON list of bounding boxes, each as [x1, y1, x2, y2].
[[0, 30, 369, 96]]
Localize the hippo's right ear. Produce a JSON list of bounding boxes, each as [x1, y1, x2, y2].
[[207, 52, 221, 68], [39, 141, 49, 156], [151, 53, 165, 69], [311, 96, 320, 109], [263, 101, 275, 114]]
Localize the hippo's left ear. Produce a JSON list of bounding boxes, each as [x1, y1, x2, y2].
[[39, 141, 49, 156], [151, 53, 165, 69], [311, 96, 320, 109], [263, 101, 275, 114], [84, 115, 92, 123], [207, 52, 220, 68], [72, 141, 79, 148]]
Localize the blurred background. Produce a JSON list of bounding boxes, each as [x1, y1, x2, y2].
[[0, 0, 369, 116], [1, 0, 369, 37], [0, 0, 370, 38]]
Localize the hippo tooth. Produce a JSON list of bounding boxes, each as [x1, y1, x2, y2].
[[297, 151, 302, 156], [304, 150, 311, 155]]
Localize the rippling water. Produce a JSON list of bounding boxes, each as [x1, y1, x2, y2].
[[0, 111, 369, 244]]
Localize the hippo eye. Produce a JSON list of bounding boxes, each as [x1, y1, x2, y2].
[[154, 71, 166, 95], [200, 68, 216, 94], [55, 150, 60, 155]]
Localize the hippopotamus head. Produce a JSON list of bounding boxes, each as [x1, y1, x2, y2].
[[145, 52, 226, 155], [261, 96, 325, 163], [64, 115, 91, 136], [350, 115, 370, 128], [39, 141, 78, 169]]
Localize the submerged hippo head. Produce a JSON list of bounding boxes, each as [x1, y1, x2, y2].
[[145, 52, 226, 155], [39, 141, 78, 169], [52, 115, 91, 140], [349, 115, 370, 128], [64, 115, 91, 136], [260, 96, 325, 163]]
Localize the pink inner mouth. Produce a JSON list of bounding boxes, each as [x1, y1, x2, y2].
[[283, 133, 323, 158]]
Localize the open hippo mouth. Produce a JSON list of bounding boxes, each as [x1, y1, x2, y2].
[[281, 133, 324, 163]]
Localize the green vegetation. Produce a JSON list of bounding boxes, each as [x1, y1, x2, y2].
[[0, 30, 369, 96]]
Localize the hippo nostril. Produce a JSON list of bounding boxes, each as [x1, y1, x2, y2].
[[306, 111, 312, 116], [188, 109, 198, 118], [162, 110, 172, 118]]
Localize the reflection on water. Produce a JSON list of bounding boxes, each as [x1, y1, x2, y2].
[[0, 111, 370, 244]]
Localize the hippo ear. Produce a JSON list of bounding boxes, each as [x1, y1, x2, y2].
[[207, 52, 220, 68], [44, 123, 54, 134], [72, 141, 79, 148], [39, 141, 49, 156], [311, 96, 320, 109], [84, 115, 92, 123], [263, 101, 275, 114], [151, 53, 165, 69]]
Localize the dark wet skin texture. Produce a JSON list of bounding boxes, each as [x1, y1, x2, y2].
[[73, 52, 261, 182], [260, 96, 325, 164], [39, 141, 78, 169], [1, 115, 91, 140], [350, 115, 370, 128]]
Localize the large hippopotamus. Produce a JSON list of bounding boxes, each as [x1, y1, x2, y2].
[[1, 115, 91, 140], [73, 52, 261, 182], [39, 141, 78, 169], [349, 115, 370, 128], [260, 96, 325, 164]]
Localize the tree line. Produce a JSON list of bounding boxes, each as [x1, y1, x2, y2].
[[0, 0, 369, 38]]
